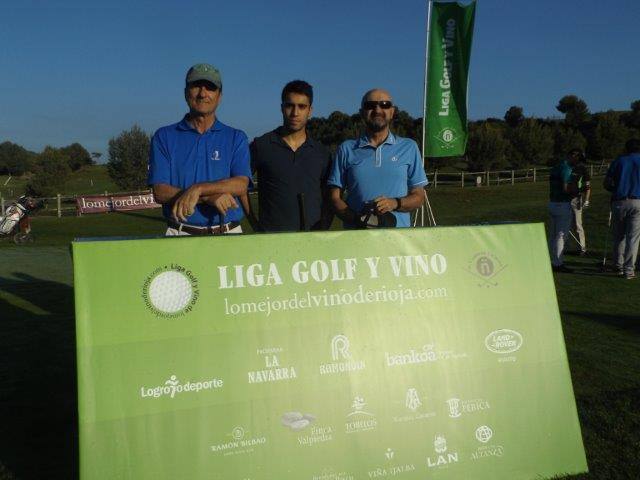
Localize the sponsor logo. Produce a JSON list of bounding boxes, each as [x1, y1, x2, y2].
[[465, 252, 507, 288], [446, 397, 490, 418], [434, 128, 459, 149], [366, 449, 417, 478], [345, 396, 377, 434], [385, 344, 467, 367], [426, 435, 459, 469], [210, 426, 267, 456], [319, 335, 366, 375], [311, 469, 354, 480], [142, 264, 199, 317], [393, 388, 436, 423], [485, 329, 523, 354], [297, 425, 333, 447], [471, 425, 504, 461], [475, 425, 493, 443], [281, 412, 316, 432], [248, 346, 297, 384], [211, 150, 221, 161], [139, 374, 223, 399]]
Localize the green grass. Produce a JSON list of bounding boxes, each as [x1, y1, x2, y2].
[[0, 181, 638, 479], [0, 165, 119, 201]]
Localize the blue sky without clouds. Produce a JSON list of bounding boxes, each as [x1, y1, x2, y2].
[[1, 0, 638, 156]]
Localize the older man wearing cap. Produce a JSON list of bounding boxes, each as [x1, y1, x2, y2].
[[148, 63, 252, 235]]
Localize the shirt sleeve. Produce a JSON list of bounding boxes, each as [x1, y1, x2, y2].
[[326, 144, 347, 189], [407, 141, 428, 188], [231, 130, 254, 190], [147, 130, 171, 186]]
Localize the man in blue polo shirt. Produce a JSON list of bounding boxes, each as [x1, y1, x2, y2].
[[604, 138, 640, 279], [148, 63, 252, 235], [327, 88, 427, 228]]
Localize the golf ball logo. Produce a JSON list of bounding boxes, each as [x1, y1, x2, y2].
[[142, 264, 199, 317]]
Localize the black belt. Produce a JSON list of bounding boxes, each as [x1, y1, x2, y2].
[[167, 220, 240, 235]]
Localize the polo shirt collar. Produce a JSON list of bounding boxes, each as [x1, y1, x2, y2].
[[177, 115, 223, 133], [270, 127, 316, 149], [356, 132, 397, 148]]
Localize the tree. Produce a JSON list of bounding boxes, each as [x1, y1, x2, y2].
[[556, 95, 590, 128], [504, 106, 524, 128], [590, 111, 632, 161], [91, 152, 103, 163], [26, 147, 71, 197], [552, 125, 587, 164], [466, 122, 510, 171], [60, 142, 93, 171], [507, 118, 554, 168], [0, 141, 35, 175], [107, 125, 151, 190], [622, 100, 640, 131]]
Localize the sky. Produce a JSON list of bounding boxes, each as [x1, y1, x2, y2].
[[1, 0, 639, 158]]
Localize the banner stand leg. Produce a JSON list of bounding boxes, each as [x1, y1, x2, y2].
[[413, 192, 437, 227]]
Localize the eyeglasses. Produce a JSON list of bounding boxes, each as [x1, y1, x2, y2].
[[362, 100, 394, 110]]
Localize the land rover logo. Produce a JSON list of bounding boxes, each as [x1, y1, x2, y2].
[[485, 329, 523, 354]]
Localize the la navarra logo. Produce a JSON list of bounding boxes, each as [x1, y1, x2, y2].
[[142, 264, 199, 317]]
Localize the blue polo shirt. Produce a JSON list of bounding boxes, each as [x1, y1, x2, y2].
[[327, 133, 428, 227], [606, 153, 640, 200], [148, 117, 252, 226]]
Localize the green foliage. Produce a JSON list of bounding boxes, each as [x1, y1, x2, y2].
[[556, 95, 591, 128], [621, 99, 640, 131], [60, 142, 93, 171], [504, 106, 524, 128], [107, 125, 151, 190], [590, 111, 632, 160], [26, 146, 72, 197], [507, 118, 554, 167], [553, 125, 587, 164], [466, 122, 510, 171], [0, 141, 35, 176]]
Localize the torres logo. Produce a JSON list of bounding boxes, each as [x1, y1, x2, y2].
[[142, 264, 199, 317]]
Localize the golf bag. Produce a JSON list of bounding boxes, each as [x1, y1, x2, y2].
[[0, 196, 44, 236]]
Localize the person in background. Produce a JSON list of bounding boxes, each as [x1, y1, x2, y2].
[[603, 138, 640, 279]]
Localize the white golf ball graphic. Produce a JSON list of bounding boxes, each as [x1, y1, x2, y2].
[[148, 270, 193, 314]]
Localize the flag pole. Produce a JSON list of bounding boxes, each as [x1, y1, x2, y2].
[[415, 0, 437, 227]]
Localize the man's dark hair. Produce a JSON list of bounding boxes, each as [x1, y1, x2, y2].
[[625, 138, 640, 154], [567, 148, 585, 162], [281, 80, 313, 105]]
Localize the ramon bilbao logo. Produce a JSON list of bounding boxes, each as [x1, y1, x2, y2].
[[142, 264, 199, 317]]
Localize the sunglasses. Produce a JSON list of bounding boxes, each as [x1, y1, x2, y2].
[[362, 100, 394, 110]]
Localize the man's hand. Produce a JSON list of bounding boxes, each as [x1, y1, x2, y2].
[[172, 184, 202, 222], [208, 193, 238, 216], [373, 196, 398, 215], [583, 200, 590, 208]]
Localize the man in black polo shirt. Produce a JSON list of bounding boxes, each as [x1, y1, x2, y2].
[[246, 80, 333, 231]]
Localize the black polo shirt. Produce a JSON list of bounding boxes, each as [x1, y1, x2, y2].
[[251, 128, 332, 231]]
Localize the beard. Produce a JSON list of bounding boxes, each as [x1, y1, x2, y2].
[[365, 116, 389, 132]]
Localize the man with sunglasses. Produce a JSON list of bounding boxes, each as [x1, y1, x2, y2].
[[245, 80, 333, 231], [148, 63, 252, 235], [327, 89, 427, 228]]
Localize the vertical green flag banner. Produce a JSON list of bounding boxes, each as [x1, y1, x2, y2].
[[73, 224, 587, 479], [424, 1, 476, 157]]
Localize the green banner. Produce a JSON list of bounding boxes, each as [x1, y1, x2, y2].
[[73, 224, 587, 479], [424, 1, 476, 157]]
